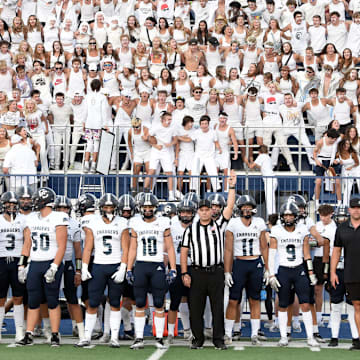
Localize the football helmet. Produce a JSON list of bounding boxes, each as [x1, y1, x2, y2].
[[207, 194, 226, 220], [334, 205, 349, 224], [76, 193, 97, 216], [177, 199, 196, 224], [236, 195, 257, 219], [32, 187, 56, 211], [1, 191, 19, 217], [134, 192, 145, 213], [99, 193, 118, 221], [118, 194, 136, 218], [140, 193, 159, 219], [287, 194, 307, 218], [16, 186, 33, 212], [161, 203, 177, 218], [184, 192, 200, 208], [54, 196, 72, 215], [280, 201, 299, 226]]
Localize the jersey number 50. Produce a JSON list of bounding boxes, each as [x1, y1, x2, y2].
[[32, 232, 50, 251]]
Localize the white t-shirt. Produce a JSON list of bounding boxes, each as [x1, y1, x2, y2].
[[49, 103, 73, 131], [190, 128, 217, 158], [177, 127, 195, 152], [84, 93, 110, 129], [149, 123, 177, 150], [255, 153, 274, 176], [185, 95, 209, 125]]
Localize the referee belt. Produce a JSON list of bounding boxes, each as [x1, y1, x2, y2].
[[192, 264, 223, 273]]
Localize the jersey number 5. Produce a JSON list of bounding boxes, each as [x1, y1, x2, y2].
[[103, 236, 113, 255]]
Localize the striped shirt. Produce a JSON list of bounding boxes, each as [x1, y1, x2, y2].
[[181, 218, 223, 267]]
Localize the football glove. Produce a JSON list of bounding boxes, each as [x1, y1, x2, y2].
[[18, 266, 27, 284], [263, 270, 270, 286], [225, 272, 234, 287], [44, 263, 58, 283], [166, 269, 177, 285], [126, 270, 134, 285], [81, 263, 92, 282], [111, 263, 127, 284], [269, 276, 281, 292], [309, 273, 317, 286]]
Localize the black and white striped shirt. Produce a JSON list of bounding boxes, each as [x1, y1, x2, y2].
[[181, 218, 223, 267]]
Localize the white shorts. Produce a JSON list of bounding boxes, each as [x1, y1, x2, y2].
[[215, 151, 230, 170], [133, 150, 151, 164], [230, 126, 243, 141], [149, 149, 173, 172], [178, 151, 194, 172], [245, 123, 264, 139]]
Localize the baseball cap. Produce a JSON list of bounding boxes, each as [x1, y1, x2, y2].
[[122, 89, 133, 98], [198, 199, 211, 208], [189, 38, 198, 45], [88, 63, 97, 71], [208, 37, 220, 46], [350, 197, 360, 208]]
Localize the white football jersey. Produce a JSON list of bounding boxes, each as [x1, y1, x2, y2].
[[170, 217, 189, 265], [130, 216, 170, 263], [226, 217, 266, 257], [26, 211, 69, 261], [87, 215, 128, 265], [64, 217, 81, 261], [0, 213, 26, 257], [298, 216, 315, 232], [312, 220, 334, 257], [271, 223, 309, 267], [327, 221, 344, 269]]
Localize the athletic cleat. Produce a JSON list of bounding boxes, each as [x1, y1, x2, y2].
[[314, 332, 326, 343], [278, 337, 289, 347], [167, 334, 174, 345], [130, 338, 144, 349], [232, 331, 242, 340], [190, 342, 203, 349], [33, 326, 43, 337], [50, 333, 60, 347], [328, 338, 338, 347], [43, 328, 52, 344], [307, 337, 320, 347], [257, 330, 267, 341], [16, 332, 34, 346], [214, 343, 227, 350], [155, 338, 167, 349], [99, 333, 110, 343], [350, 338, 360, 350], [110, 339, 120, 348], [72, 327, 79, 338], [183, 329, 193, 341], [91, 330, 103, 340], [75, 339, 91, 348], [264, 321, 273, 329], [224, 335, 232, 345], [204, 328, 212, 339], [270, 324, 279, 332], [292, 322, 302, 333], [123, 330, 135, 340], [251, 335, 262, 345]]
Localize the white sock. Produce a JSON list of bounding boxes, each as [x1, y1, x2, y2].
[[43, 317, 51, 331], [274, 316, 278, 326], [13, 304, 24, 339], [302, 311, 314, 339], [278, 311, 288, 339], [287, 326, 291, 334], [179, 302, 190, 330], [316, 312, 322, 325], [348, 304, 359, 339], [313, 324, 319, 333], [77, 322, 85, 340], [109, 310, 121, 341], [225, 318, 235, 337], [293, 315, 299, 324], [72, 320, 76, 330], [330, 303, 342, 338], [154, 313, 165, 339], [0, 307, 5, 334], [84, 312, 97, 341], [204, 298, 212, 328], [134, 316, 146, 339], [168, 323, 175, 336], [104, 302, 111, 335], [251, 318, 260, 338], [121, 307, 132, 332], [233, 322, 241, 332], [169, 190, 174, 197]]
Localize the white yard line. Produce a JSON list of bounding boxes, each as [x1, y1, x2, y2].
[[146, 348, 169, 360]]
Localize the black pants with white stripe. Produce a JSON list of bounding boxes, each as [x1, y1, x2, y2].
[[189, 266, 224, 346]]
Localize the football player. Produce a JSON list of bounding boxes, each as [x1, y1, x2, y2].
[[77, 194, 130, 348], [16, 186, 33, 216], [167, 199, 197, 344], [268, 202, 319, 348], [224, 195, 268, 345], [0, 192, 26, 342], [17, 188, 68, 347], [54, 196, 84, 340], [127, 194, 177, 349]]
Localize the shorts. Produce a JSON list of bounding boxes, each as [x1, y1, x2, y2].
[[133, 150, 151, 164], [232, 127, 244, 141], [169, 265, 190, 311], [85, 129, 101, 141], [330, 269, 351, 305], [345, 282, 360, 302], [63, 260, 78, 305], [245, 126, 264, 139], [149, 149, 173, 172], [178, 151, 193, 172], [0, 257, 26, 298], [315, 160, 341, 176], [216, 151, 230, 170], [313, 256, 325, 285]]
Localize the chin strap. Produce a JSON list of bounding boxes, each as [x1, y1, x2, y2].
[[105, 213, 115, 221]]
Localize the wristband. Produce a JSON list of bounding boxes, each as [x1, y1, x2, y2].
[[306, 259, 314, 272], [18, 255, 28, 267], [181, 272, 189, 276], [229, 186, 236, 189], [323, 262, 330, 275], [76, 259, 82, 271]]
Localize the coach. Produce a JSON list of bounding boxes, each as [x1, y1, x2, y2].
[[331, 196, 360, 350], [180, 199, 226, 350]]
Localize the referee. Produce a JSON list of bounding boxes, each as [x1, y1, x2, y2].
[[180, 199, 226, 350], [331, 196, 360, 350]]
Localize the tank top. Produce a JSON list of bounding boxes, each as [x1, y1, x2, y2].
[[152, 102, 167, 125], [93, 26, 107, 48], [0, 141, 10, 161], [135, 101, 153, 127], [263, 57, 279, 78], [213, 78, 229, 96], [245, 98, 262, 125], [279, 78, 292, 94], [308, 100, 331, 127], [223, 101, 241, 128], [100, 0, 115, 17], [216, 125, 230, 152], [0, 70, 13, 93], [173, 29, 187, 43], [11, 32, 25, 48], [157, 81, 172, 96], [117, 48, 133, 69], [50, 53, 66, 68], [158, 29, 171, 44], [232, 27, 246, 45], [304, 56, 318, 74], [318, 136, 334, 159], [343, 80, 358, 105], [132, 125, 151, 153], [225, 51, 240, 73], [81, 1, 95, 21], [291, 20, 307, 53], [175, 80, 191, 99], [52, 72, 67, 98], [87, 74, 100, 94], [206, 101, 220, 123], [229, 79, 241, 96], [242, 48, 259, 74], [27, 30, 42, 49], [107, 28, 123, 49], [118, 73, 136, 94], [333, 98, 350, 125], [114, 106, 133, 127], [102, 70, 120, 95], [281, 52, 297, 73], [205, 48, 222, 75], [44, 27, 59, 52], [87, 51, 101, 66], [68, 69, 85, 97], [323, 54, 339, 71]]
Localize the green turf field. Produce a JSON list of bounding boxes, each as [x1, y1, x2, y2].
[[1, 343, 359, 360]]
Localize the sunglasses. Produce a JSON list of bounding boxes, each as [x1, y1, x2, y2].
[[89, 42, 96, 45], [55, 67, 62, 70], [133, 126, 140, 129], [104, 64, 112, 67], [194, 91, 202, 94], [306, 70, 314, 74], [124, 95, 131, 98]]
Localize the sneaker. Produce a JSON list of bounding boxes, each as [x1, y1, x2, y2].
[[55, 165, 60, 171], [69, 163, 75, 170], [99, 333, 110, 343], [251, 335, 262, 346], [43, 328, 52, 343], [110, 339, 120, 348], [168, 194, 176, 202], [183, 329, 193, 341], [214, 343, 227, 350], [314, 332, 326, 343], [33, 326, 43, 337], [224, 334, 232, 345], [190, 341, 203, 349], [232, 331, 242, 340], [307, 338, 319, 347], [50, 333, 60, 347], [175, 190, 184, 200], [155, 338, 167, 349], [328, 338, 338, 347], [90, 164, 96, 174], [49, 161, 55, 170], [123, 330, 134, 340], [16, 332, 34, 346], [83, 162, 90, 173], [167, 334, 174, 345], [91, 330, 103, 340], [270, 324, 279, 332], [72, 327, 79, 338], [292, 322, 302, 333], [204, 328, 212, 339], [278, 337, 288, 347], [130, 338, 144, 349], [257, 330, 267, 341], [264, 321, 273, 329], [75, 339, 91, 348], [350, 338, 360, 351]]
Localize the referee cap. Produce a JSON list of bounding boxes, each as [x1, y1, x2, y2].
[[350, 196, 360, 208], [198, 199, 211, 208]]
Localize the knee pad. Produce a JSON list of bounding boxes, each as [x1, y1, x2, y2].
[[86, 139, 94, 153], [153, 296, 165, 309], [93, 139, 100, 153]]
